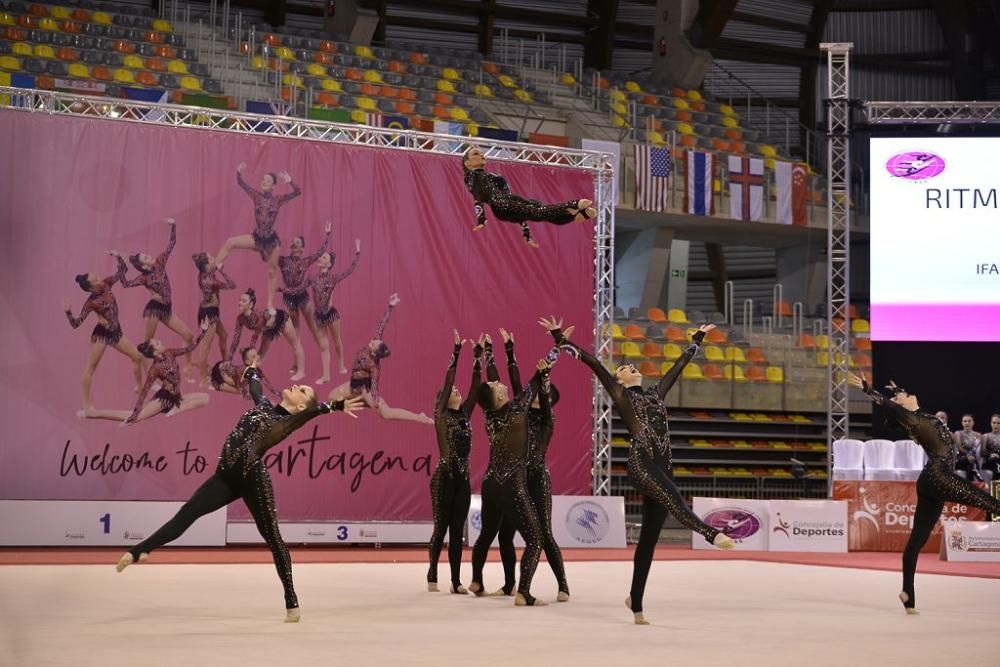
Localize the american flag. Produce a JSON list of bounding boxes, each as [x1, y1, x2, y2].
[[635, 145, 672, 212]]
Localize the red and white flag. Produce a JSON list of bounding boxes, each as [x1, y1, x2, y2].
[[776, 161, 808, 226], [727, 155, 764, 221]]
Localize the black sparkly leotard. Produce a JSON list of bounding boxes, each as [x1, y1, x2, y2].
[[427, 342, 482, 589], [495, 340, 568, 596], [860, 381, 1000, 610], [128, 368, 346, 611], [66, 260, 127, 346], [470, 345, 559, 605], [463, 166, 581, 244], [278, 228, 330, 313], [236, 171, 302, 260], [552, 328, 718, 614], [121, 224, 177, 321]]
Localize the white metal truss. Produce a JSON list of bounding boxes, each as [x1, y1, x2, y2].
[[0, 85, 617, 495], [821, 43, 852, 490], [863, 101, 1000, 124]]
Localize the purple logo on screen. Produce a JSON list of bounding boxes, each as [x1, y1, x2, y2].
[[885, 152, 946, 180], [703, 508, 761, 540]]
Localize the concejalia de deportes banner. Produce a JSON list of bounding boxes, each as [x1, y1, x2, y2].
[[0, 110, 597, 522]]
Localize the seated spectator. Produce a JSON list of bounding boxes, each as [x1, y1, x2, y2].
[[981, 414, 1000, 481], [954, 413, 982, 481]]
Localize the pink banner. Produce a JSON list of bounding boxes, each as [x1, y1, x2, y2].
[[0, 111, 596, 521], [872, 304, 1000, 342]]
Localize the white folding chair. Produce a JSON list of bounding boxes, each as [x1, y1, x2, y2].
[[863, 439, 897, 481], [832, 439, 865, 480], [892, 439, 925, 481]]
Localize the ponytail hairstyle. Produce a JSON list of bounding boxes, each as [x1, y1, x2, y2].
[[75, 273, 91, 292]]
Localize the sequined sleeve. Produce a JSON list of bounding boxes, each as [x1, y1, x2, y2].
[[505, 339, 523, 396], [157, 223, 176, 266], [435, 342, 462, 419], [65, 299, 91, 328], [228, 314, 245, 361], [254, 401, 338, 457], [484, 341, 499, 382], [217, 268, 236, 291], [167, 326, 208, 357], [333, 249, 361, 284], [656, 334, 703, 401], [373, 302, 393, 341], [303, 228, 331, 268], [462, 345, 483, 417], [242, 366, 272, 407], [538, 368, 555, 447], [119, 266, 147, 289], [126, 363, 160, 423], [107, 258, 127, 287], [861, 380, 918, 430], [276, 180, 302, 206], [236, 170, 258, 198]]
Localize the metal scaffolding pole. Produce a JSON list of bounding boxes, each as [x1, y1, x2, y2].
[[592, 155, 615, 496], [821, 42, 852, 494]]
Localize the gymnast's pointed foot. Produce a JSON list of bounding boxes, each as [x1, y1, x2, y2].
[[473, 222, 486, 232], [427, 581, 439, 592], [450, 584, 468, 595], [713, 533, 736, 550], [115, 552, 147, 572], [899, 591, 919, 615], [285, 607, 301, 623], [625, 596, 650, 625], [514, 592, 547, 607], [468, 582, 487, 597], [577, 206, 597, 221], [488, 584, 514, 597], [524, 239, 540, 249], [556, 589, 570, 602]]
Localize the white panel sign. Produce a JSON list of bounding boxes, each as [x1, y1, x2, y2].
[[0, 500, 226, 546], [227, 521, 434, 544], [467, 494, 626, 549], [940, 519, 1000, 562], [692, 497, 770, 550], [767, 500, 848, 553]]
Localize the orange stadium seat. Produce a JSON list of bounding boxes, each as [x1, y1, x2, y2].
[[394, 100, 415, 114], [623, 324, 645, 340], [703, 363, 724, 380], [17, 15, 37, 29], [319, 40, 336, 53], [434, 91, 453, 105], [855, 338, 872, 351], [316, 91, 338, 106], [647, 307, 668, 323], [705, 328, 727, 344], [29, 4, 49, 17], [640, 361, 662, 377], [745, 366, 766, 381], [145, 31, 164, 44], [313, 52, 332, 65], [71, 9, 91, 22], [380, 85, 398, 98], [641, 342, 662, 358], [60, 20, 81, 34], [747, 347, 768, 364], [409, 51, 427, 65]]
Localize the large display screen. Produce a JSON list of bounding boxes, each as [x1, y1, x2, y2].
[[870, 137, 1000, 341]]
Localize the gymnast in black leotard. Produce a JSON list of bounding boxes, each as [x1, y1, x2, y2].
[[540, 317, 734, 624], [427, 331, 482, 594], [850, 372, 1000, 614], [469, 343, 560, 607], [462, 146, 596, 248], [115, 369, 365, 623], [495, 330, 569, 601]]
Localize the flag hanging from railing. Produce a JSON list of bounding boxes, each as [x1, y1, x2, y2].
[[684, 150, 715, 216], [434, 120, 465, 153], [775, 161, 808, 226], [727, 155, 764, 221], [635, 145, 672, 212]]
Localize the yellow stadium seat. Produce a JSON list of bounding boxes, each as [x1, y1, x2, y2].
[[450, 106, 469, 121], [320, 78, 342, 92], [275, 46, 295, 61], [0, 13, 14, 26], [282, 73, 303, 87], [354, 45, 373, 59], [466, 122, 479, 136], [724, 364, 747, 382], [0, 55, 21, 71], [720, 104, 736, 116], [722, 116, 739, 128], [152, 19, 173, 32], [436, 78, 455, 92], [123, 54, 143, 69], [179, 75, 202, 91], [363, 69, 382, 83], [851, 319, 870, 333], [38, 17, 57, 30], [766, 366, 784, 383], [686, 89, 702, 101], [667, 308, 689, 324], [816, 351, 829, 366], [68, 62, 89, 78], [356, 96, 376, 110], [498, 74, 516, 87], [673, 97, 689, 110], [612, 113, 625, 127], [760, 144, 778, 157], [167, 59, 188, 74], [92, 11, 112, 25], [622, 341, 643, 359], [663, 343, 683, 361], [113, 68, 135, 83], [661, 361, 675, 375], [610, 89, 626, 102], [612, 102, 627, 115], [350, 109, 366, 123], [51, 6, 71, 19], [250, 55, 264, 70], [765, 158, 777, 170], [473, 83, 493, 97], [725, 347, 747, 363], [442, 67, 460, 80], [625, 80, 641, 92], [559, 72, 575, 85], [682, 363, 704, 380], [612, 324, 625, 340], [815, 334, 829, 349], [306, 63, 326, 76], [704, 345, 726, 362], [648, 130, 666, 146], [12, 42, 32, 56], [677, 122, 695, 135]]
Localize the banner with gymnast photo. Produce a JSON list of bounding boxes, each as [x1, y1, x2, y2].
[[0, 109, 598, 522]]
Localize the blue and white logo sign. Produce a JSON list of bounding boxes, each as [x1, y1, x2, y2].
[[565, 501, 610, 545], [470, 510, 482, 531]]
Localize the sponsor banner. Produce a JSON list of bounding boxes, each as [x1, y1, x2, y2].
[[833, 481, 985, 552], [0, 500, 225, 546], [940, 519, 1000, 562], [467, 495, 626, 549], [692, 497, 770, 550], [227, 522, 433, 545], [768, 500, 848, 553]]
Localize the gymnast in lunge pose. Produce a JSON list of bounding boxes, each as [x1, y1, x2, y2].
[[211, 347, 279, 399], [218, 163, 302, 312], [469, 344, 560, 607], [115, 367, 365, 622], [64, 254, 144, 410], [427, 330, 483, 594], [192, 252, 236, 386], [494, 329, 569, 602], [119, 219, 196, 378], [462, 146, 596, 248], [849, 372, 1000, 614], [326, 294, 432, 424], [309, 239, 361, 383], [229, 288, 306, 381], [80, 321, 211, 423], [539, 316, 734, 625]]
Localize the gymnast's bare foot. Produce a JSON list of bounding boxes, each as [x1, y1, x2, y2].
[[625, 596, 649, 625], [713, 533, 736, 549]]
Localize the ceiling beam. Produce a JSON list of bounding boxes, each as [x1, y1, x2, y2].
[[692, 0, 741, 48], [584, 0, 619, 69], [730, 11, 811, 33], [832, 0, 932, 10], [931, 0, 980, 98], [715, 38, 951, 73]]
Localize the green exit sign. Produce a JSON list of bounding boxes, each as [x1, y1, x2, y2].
[[671, 268, 687, 278]]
